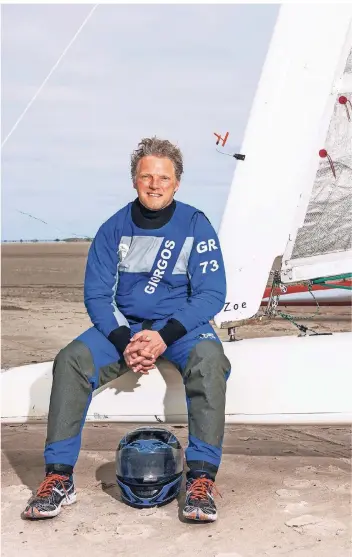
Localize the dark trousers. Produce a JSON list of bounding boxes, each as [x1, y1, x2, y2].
[[44, 322, 231, 477]]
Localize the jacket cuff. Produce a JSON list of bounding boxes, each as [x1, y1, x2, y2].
[[158, 319, 187, 347], [108, 326, 131, 356]]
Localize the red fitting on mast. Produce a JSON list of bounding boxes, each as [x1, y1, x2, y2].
[[338, 95, 352, 121], [213, 131, 229, 147], [319, 149, 336, 179]]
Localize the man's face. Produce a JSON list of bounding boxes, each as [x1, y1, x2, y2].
[[134, 156, 179, 210]]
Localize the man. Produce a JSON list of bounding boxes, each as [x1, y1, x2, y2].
[[23, 137, 231, 522]]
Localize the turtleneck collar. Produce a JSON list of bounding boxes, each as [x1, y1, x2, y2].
[[131, 197, 176, 229]]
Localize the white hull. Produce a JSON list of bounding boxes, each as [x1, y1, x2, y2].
[[2, 332, 352, 425]]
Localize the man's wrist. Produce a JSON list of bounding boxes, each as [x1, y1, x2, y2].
[[108, 326, 131, 356], [158, 319, 187, 347]]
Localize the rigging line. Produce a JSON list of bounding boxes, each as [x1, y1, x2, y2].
[[17, 210, 48, 226], [1, 4, 99, 149], [216, 148, 236, 157], [17, 209, 90, 239], [216, 149, 232, 157]]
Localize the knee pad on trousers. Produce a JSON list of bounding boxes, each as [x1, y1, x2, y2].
[[183, 340, 230, 448], [53, 340, 96, 384]]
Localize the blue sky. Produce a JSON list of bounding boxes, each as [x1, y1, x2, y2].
[[1, 4, 279, 241]]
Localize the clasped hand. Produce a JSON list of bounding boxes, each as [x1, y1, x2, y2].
[[123, 330, 167, 374]]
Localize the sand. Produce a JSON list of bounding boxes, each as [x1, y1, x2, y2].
[[1, 242, 351, 556]]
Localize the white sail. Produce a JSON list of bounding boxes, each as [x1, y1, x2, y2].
[[281, 42, 352, 283], [214, 4, 352, 326]]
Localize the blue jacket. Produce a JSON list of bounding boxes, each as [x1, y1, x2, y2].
[[84, 200, 226, 343]]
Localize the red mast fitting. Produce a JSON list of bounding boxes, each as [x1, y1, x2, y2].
[[213, 131, 229, 147], [338, 95, 352, 121], [319, 149, 336, 179], [213, 131, 246, 160]]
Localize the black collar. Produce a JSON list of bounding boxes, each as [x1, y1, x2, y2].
[[131, 198, 176, 229]]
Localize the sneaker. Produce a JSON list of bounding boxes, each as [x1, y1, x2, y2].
[[23, 472, 76, 519], [182, 475, 219, 522]]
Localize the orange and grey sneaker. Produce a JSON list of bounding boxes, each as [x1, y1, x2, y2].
[[23, 472, 76, 519], [182, 474, 220, 522]]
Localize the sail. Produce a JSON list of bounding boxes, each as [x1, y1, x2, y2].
[[214, 4, 352, 327], [281, 44, 352, 283]]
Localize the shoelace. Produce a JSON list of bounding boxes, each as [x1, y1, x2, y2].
[[36, 474, 69, 498], [187, 477, 222, 500]]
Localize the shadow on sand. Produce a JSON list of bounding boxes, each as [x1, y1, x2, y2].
[[2, 356, 187, 494], [94, 459, 191, 522]]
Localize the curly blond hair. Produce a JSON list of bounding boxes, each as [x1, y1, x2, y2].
[[131, 137, 184, 182]]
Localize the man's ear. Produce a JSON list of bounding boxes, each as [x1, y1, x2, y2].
[[174, 181, 180, 194]]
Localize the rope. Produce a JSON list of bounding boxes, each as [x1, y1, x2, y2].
[[311, 273, 352, 290], [277, 312, 322, 336], [264, 271, 334, 336], [16, 209, 91, 240], [1, 4, 98, 148]]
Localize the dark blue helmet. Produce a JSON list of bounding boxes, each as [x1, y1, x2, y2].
[[116, 427, 184, 508]]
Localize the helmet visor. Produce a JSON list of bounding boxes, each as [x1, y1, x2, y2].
[[116, 441, 183, 484]]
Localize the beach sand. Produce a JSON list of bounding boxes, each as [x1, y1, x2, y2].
[[1, 242, 351, 556]]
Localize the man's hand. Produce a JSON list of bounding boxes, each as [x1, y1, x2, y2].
[[125, 331, 167, 374], [123, 338, 157, 374]]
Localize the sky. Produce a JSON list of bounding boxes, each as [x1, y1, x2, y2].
[[1, 3, 279, 241]]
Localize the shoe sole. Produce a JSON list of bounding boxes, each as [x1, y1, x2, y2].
[[183, 508, 217, 522], [23, 492, 77, 519]]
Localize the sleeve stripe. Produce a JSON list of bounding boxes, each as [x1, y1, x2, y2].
[[111, 251, 130, 329], [172, 236, 194, 274]]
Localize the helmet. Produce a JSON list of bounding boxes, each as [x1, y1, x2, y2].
[[116, 426, 184, 508]]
